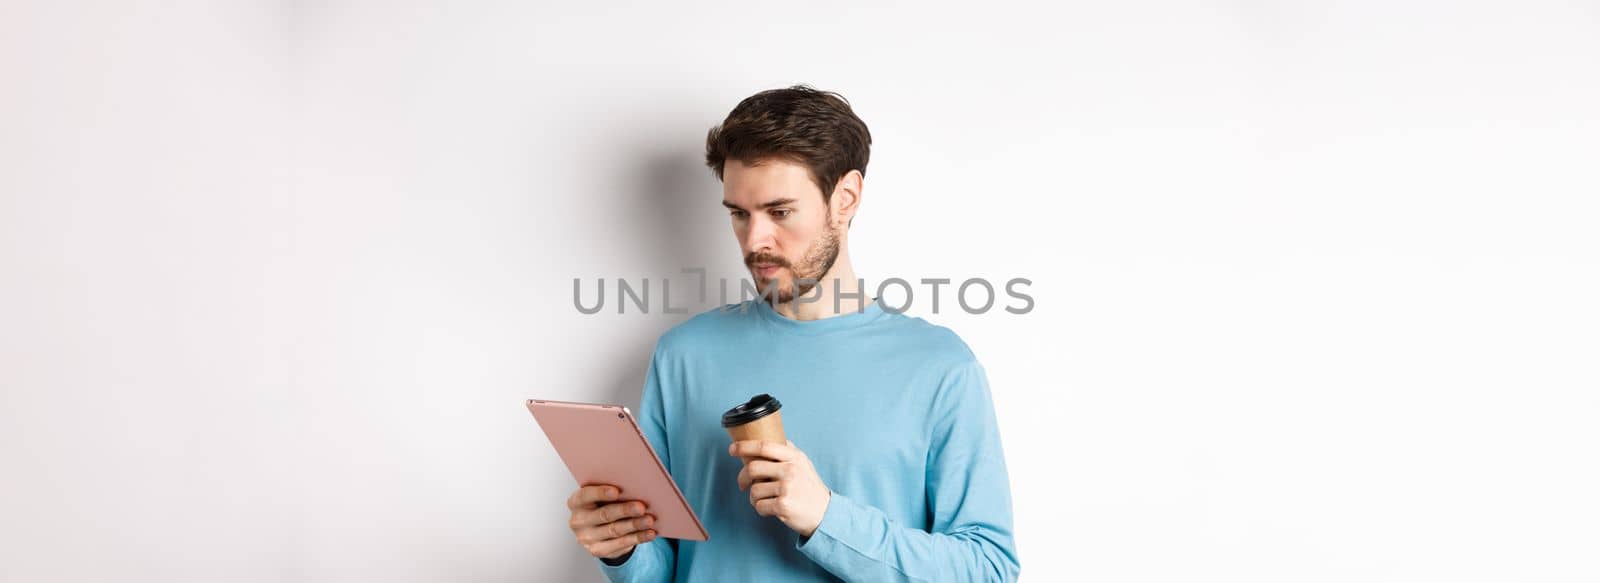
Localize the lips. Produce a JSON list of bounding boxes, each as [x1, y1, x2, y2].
[[752, 263, 782, 278]]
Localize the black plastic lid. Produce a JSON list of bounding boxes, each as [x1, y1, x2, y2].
[[721, 393, 782, 428]]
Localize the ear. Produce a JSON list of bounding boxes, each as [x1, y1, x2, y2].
[[829, 170, 863, 229]]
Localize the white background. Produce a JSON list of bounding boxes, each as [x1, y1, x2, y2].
[[3, 1, 1597, 581]]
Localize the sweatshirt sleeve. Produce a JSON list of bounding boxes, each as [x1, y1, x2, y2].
[[793, 358, 1022, 582], [597, 344, 678, 583]]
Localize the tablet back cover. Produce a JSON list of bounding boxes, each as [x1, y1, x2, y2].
[[527, 399, 708, 541]]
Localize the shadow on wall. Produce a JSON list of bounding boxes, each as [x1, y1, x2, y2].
[[600, 144, 730, 407], [544, 121, 732, 583]]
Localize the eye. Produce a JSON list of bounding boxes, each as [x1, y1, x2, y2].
[[770, 209, 791, 219], [730, 210, 748, 219]]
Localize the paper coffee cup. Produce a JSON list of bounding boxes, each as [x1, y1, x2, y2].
[[722, 394, 786, 463]]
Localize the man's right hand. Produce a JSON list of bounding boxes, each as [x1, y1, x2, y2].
[[567, 484, 658, 561]]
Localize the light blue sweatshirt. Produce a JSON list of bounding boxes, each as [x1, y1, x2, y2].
[[597, 299, 1021, 582]]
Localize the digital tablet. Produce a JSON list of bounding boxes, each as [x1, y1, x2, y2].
[[526, 399, 709, 541]]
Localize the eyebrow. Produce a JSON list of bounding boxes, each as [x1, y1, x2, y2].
[[721, 197, 797, 211]]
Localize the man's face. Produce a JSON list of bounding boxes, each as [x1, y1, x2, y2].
[[721, 158, 841, 304]]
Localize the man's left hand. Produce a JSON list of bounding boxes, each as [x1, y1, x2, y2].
[[729, 439, 831, 538]]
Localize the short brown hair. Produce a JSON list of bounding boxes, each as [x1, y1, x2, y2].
[[704, 84, 872, 204]]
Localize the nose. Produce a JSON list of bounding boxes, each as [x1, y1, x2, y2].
[[741, 213, 776, 256]]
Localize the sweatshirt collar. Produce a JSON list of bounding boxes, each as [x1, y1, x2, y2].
[[753, 296, 887, 335]]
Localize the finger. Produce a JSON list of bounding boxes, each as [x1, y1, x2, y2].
[[595, 501, 647, 526], [568, 485, 620, 510], [748, 480, 781, 504], [753, 497, 780, 517], [598, 514, 655, 541], [735, 462, 772, 491], [573, 500, 645, 528], [587, 528, 657, 559], [576, 512, 652, 545], [738, 460, 785, 491], [729, 440, 795, 461]]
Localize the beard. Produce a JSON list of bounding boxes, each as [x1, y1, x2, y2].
[[746, 222, 841, 305]]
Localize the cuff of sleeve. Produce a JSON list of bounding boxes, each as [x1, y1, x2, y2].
[[598, 548, 632, 566], [596, 541, 656, 582], [794, 489, 864, 566]]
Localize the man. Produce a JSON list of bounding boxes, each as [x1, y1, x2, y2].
[[564, 85, 1021, 582]]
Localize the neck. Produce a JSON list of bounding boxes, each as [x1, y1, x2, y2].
[[770, 251, 867, 321]]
